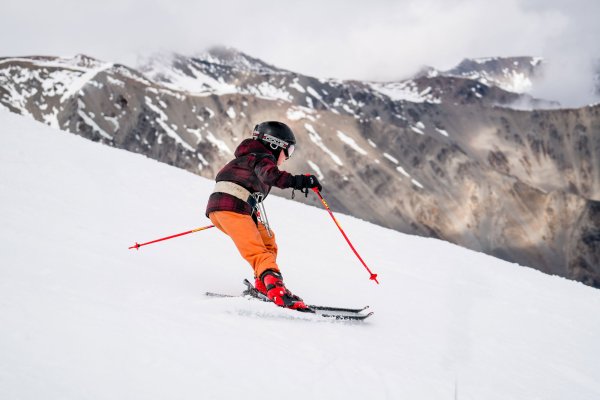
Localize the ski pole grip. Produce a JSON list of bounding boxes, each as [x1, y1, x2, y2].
[[304, 173, 320, 193]]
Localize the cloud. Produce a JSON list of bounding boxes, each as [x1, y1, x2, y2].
[[2, 0, 598, 106], [521, 0, 600, 106]]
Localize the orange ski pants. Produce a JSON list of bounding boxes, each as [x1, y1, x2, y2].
[[209, 211, 279, 278]]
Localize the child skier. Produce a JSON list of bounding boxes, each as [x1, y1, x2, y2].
[[206, 121, 322, 311]]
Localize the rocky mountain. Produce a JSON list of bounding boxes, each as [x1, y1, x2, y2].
[[1, 48, 598, 288], [441, 56, 543, 93]]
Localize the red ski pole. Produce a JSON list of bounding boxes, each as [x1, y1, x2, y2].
[[311, 187, 379, 284], [129, 224, 215, 250]]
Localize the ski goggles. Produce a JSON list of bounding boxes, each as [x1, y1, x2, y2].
[[254, 132, 296, 159], [284, 144, 295, 160]]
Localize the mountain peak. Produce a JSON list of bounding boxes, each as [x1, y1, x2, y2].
[[136, 47, 287, 94], [67, 54, 107, 69], [444, 56, 544, 93], [197, 46, 286, 75]]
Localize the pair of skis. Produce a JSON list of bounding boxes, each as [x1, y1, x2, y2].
[[205, 279, 373, 321]]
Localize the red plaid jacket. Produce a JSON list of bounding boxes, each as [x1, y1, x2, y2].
[[205, 138, 295, 217]]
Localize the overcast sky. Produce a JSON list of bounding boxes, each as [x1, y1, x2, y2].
[[2, 0, 599, 106]]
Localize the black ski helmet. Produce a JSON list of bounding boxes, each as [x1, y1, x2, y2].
[[252, 121, 296, 158]]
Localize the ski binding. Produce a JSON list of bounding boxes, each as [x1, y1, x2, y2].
[[205, 279, 373, 321]]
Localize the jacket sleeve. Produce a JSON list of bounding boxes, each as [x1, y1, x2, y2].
[[254, 156, 295, 189]]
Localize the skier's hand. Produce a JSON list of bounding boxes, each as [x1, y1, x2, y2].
[[292, 174, 322, 192]]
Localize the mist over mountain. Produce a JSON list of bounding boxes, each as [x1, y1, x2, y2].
[[1, 47, 598, 288]]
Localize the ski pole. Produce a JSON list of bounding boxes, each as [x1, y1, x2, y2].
[[310, 187, 379, 284], [129, 225, 215, 250]]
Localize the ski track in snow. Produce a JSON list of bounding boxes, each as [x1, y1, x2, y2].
[[1, 110, 600, 400]]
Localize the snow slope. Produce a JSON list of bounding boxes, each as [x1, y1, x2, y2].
[[1, 110, 599, 400]]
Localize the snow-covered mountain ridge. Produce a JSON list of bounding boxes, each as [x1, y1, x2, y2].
[[440, 56, 543, 93], [1, 110, 599, 400], [0, 48, 599, 289]]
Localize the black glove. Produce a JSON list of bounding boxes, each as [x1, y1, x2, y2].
[[292, 174, 322, 192]]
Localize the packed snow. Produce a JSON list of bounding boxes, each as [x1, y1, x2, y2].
[[396, 166, 411, 178], [288, 79, 306, 93], [436, 128, 449, 137], [337, 130, 368, 155], [286, 105, 316, 122], [306, 160, 324, 180], [77, 110, 112, 140], [144, 96, 194, 152], [205, 131, 232, 155], [1, 110, 600, 400], [370, 81, 442, 104], [226, 106, 236, 119], [139, 54, 237, 95], [448, 58, 543, 94], [59, 62, 112, 103], [247, 81, 293, 102], [304, 123, 344, 166], [411, 124, 425, 135], [306, 86, 328, 108], [411, 179, 425, 189], [140, 54, 294, 102], [383, 152, 399, 164]]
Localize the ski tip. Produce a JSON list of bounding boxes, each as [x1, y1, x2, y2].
[[308, 304, 370, 313], [353, 311, 374, 321], [317, 311, 374, 321], [348, 311, 374, 321]]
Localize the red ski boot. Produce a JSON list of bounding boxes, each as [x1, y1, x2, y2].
[[254, 276, 267, 295], [260, 270, 311, 311]]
